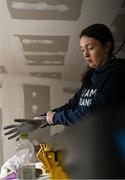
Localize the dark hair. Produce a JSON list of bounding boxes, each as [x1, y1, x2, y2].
[[80, 23, 114, 57]]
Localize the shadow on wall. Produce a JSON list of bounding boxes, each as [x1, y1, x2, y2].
[[0, 109, 3, 167], [50, 107, 125, 179]]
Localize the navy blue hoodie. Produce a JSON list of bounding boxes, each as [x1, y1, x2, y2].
[[51, 58, 125, 126]]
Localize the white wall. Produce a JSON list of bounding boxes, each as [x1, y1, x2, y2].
[[1, 74, 80, 163]]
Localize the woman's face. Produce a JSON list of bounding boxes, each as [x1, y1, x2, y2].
[[80, 36, 110, 69]]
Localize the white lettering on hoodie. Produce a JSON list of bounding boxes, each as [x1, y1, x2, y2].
[[79, 88, 97, 106]]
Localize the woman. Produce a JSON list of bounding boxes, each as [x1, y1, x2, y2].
[[4, 23, 125, 138], [46, 23, 125, 126]]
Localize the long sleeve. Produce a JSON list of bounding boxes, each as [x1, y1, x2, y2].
[[52, 94, 104, 126], [53, 59, 125, 126]]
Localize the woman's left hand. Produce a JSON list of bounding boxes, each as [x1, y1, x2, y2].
[[46, 111, 56, 125]]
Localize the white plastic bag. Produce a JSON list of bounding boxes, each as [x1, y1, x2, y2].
[[0, 155, 17, 179]]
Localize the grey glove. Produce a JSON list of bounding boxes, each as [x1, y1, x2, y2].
[[3, 116, 49, 140]]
